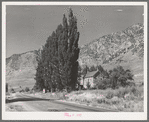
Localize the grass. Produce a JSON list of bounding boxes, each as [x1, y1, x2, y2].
[[64, 85, 144, 112], [6, 104, 25, 112], [7, 78, 35, 92], [25, 84, 144, 112]]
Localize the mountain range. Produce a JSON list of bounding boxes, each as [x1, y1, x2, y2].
[[6, 23, 144, 90]]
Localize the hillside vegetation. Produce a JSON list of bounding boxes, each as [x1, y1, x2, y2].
[[6, 50, 40, 90], [79, 23, 143, 66]]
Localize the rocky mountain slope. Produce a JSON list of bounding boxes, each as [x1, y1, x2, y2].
[[6, 50, 40, 90], [6, 23, 144, 90], [79, 23, 144, 83], [79, 23, 144, 66]]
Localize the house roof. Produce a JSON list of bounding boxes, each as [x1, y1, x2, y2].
[[85, 70, 99, 78]]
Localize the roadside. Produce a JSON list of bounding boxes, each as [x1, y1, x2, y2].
[[6, 84, 144, 112], [6, 93, 42, 112], [6, 93, 113, 112], [26, 85, 144, 112], [6, 101, 39, 112]]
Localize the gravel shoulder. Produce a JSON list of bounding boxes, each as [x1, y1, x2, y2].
[[6, 102, 40, 112]]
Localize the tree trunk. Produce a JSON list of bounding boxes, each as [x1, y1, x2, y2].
[[79, 85, 81, 91], [51, 87, 53, 93]]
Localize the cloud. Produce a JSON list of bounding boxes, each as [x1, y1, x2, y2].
[[116, 9, 123, 12]]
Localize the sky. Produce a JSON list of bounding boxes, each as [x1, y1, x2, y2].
[[6, 5, 143, 58]]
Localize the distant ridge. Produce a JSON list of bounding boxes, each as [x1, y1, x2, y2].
[[78, 23, 143, 66]]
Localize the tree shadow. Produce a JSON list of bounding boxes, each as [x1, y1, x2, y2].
[[6, 95, 58, 103]]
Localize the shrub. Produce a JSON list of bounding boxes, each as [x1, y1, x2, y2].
[[33, 88, 41, 92], [105, 99, 112, 105], [116, 88, 128, 98], [104, 79, 111, 88], [29, 90, 33, 94], [97, 98, 102, 103], [82, 87, 87, 90], [106, 92, 114, 99], [111, 96, 120, 104], [76, 91, 83, 95], [109, 66, 134, 89], [89, 87, 96, 90], [11, 88, 15, 93], [6, 83, 8, 92], [131, 87, 141, 97], [97, 98, 105, 104], [19, 89, 24, 93], [25, 87, 30, 92], [97, 80, 108, 89], [127, 82, 135, 87], [57, 92, 67, 100], [67, 87, 72, 93], [131, 87, 137, 93], [6, 98, 9, 103], [124, 93, 135, 101], [97, 82, 105, 89], [118, 77, 127, 87]]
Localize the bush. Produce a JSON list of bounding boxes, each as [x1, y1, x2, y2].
[[25, 87, 30, 92], [105, 99, 112, 105], [11, 88, 15, 93], [127, 82, 135, 87], [6, 83, 8, 92], [29, 90, 33, 94], [97, 80, 108, 89], [82, 87, 87, 90], [111, 96, 120, 104], [19, 89, 24, 93], [124, 93, 135, 101], [56, 92, 67, 100], [115, 88, 129, 98], [97, 97, 105, 104], [109, 66, 134, 89], [89, 87, 96, 90], [6, 98, 9, 103], [97, 98, 102, 103], [118, 77, 127, 87], [131, 87, 141, 97], [97, 82, 105, 89], [106, 92, 114, 99]]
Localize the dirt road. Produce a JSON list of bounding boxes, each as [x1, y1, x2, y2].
[[6, 93, 118, 112]]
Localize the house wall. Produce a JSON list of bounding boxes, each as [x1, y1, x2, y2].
[[84, 77, 94, 88], [80, 79, 84, 85]]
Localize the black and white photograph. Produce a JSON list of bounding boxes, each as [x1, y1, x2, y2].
[[2, 1, 147, 120]]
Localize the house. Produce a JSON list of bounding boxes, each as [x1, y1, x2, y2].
[[79, 70, 100, 89], [79, 75, 85, 89], [79, 69, 109, 89]]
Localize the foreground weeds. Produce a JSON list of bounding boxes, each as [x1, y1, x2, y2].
[[28, 85, 144, 112], [6, 104, 25, 111], [65, 85, 144, 112]]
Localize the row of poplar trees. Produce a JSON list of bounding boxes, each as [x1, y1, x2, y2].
[[34, 9, 80, 92]]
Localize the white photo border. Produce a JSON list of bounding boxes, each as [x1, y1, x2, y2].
[[2, 1, 148, 120]]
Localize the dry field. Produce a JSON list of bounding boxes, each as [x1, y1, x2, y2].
[[27, 85, 144, 112]]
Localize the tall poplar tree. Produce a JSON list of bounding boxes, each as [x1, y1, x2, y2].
[[60, 9, 80, 90], [35, 8, 80, 92]]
